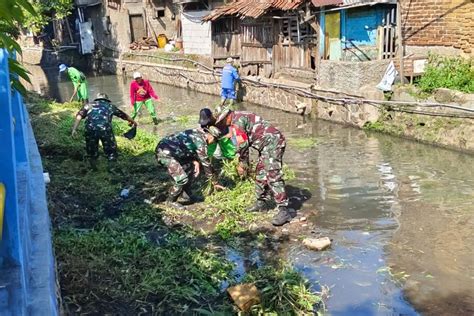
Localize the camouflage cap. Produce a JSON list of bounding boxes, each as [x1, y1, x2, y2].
[[95, 93, 111, 102], [204, 126, 222, 139], [215, 106, 231, 124]]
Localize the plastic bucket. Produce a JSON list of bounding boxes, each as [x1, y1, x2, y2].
[[157, 34, 167, 48]]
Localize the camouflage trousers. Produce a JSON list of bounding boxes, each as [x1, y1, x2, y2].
[[85, 128, 118, 161], [155, 147, 193, 197], [255, 133, 289, 207]]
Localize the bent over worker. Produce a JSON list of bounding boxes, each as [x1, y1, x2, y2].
[[215, 108, 293, 226], [130, 72, 160, 125], [155, 127, 224, 209], [71, 93, 137, 171], [59, 64, 89, 105]]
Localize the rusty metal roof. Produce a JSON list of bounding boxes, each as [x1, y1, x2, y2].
[[311, 0, 342, 7], [203, 0, 304, 21]]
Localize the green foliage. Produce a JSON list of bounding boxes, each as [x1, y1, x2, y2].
[[23, 0, 74, 33], [174, 114, 200, 127], [0, 0, 36, 28], [243, 265, 323, 315], [55, 214, 234, 313], [417, 54, 474, 93], [287, 137, 318, 149], [0, 0, 37, 95], [363, 120, 386, 132], [28, 93, 324, 315]]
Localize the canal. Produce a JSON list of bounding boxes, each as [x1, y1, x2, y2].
[[27, 65, 474, 315]]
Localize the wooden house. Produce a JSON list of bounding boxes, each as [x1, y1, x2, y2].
[[204, 0, 399, 80], [317, 0, 397, 62], [204, 0, 320, 78]]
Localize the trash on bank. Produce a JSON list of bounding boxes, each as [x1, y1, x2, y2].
[[227, 283, 261, 311], [302, 237, 332, 251]]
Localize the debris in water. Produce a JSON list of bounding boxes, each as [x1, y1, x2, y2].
[[302, 237, 331, 251], [227, 283, 261, 311]]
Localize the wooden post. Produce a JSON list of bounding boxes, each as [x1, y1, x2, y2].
[[309, 16, 320, 85], [64, 18, 74, 44], [396, 0, 404, 84]]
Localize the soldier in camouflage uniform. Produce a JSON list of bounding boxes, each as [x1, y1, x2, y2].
[[155, 127, 223, 209], [215, 108, 293, 226], [71, 93, 137, 170]]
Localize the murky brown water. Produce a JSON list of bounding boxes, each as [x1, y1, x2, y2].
[[27, 66, 474, 315]]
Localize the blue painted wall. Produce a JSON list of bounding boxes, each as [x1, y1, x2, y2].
[[344, 5, 385, 46], [0, 49, 58, 315]]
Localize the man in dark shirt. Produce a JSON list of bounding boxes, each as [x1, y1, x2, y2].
[[71, 93, 137, 170]]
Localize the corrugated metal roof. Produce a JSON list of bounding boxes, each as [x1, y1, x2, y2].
[[203, 0, 304, 21], [311, 0, 343, 7]]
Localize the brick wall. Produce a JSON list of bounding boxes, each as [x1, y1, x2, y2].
[[401, 0, 473, 55]]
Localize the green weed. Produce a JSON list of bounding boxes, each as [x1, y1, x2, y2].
[[243, 264, 324, 315], [28, 92, 324, 315], [174, 114, 199, 127], [287, 137, 318, 149], [416, 54, 474, 93], [363, 120, 386, 132], [55, 217, 234, 313]]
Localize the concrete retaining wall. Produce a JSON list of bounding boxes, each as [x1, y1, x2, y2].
[[319, 59, 390, 92], [101, 57, 314, 115]]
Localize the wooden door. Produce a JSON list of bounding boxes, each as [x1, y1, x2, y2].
[[130, 14, 146, 42], [325, 12, 341, 60]]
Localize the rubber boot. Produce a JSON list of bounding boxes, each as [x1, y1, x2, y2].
[[246, 200, 267, 212], [89, 158, 98, 171], [153, 117, 159, 125], [107, 160, 121, 175], [271, 206, 292, 226], [166, 187, 185, 210]]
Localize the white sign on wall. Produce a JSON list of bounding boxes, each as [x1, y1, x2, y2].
[[181, 11, 211, 55], [79, 21, 94, 55], [413, 59, 428, 74]]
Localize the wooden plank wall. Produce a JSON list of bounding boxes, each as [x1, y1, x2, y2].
[[212, 33, 241, 59], [273, 18, 315, 72], [211, 15, 318, 77], [240, 20, 273, 77]]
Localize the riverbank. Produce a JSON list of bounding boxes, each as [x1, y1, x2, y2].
[[21, 47, 474, 154], [26, 92, 325, 314]]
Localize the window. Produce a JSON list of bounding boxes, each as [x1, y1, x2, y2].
[[281, 16, 315, 44], [155, 7, 165, 18]]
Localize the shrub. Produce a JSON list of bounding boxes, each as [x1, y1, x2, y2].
[[417, 54, 474, 93]]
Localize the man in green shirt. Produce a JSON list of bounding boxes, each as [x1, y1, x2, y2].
[[59, 64, 89, 104]]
